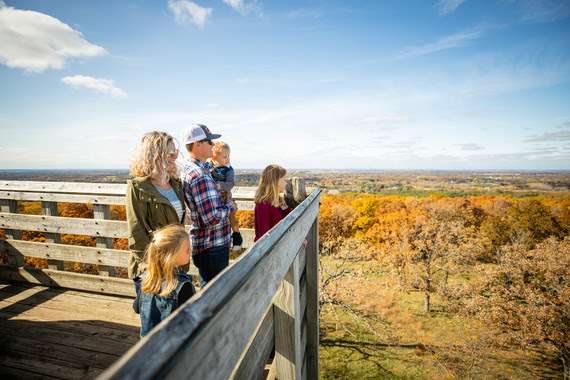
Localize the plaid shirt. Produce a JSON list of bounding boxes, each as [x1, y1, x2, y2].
[[181, 157, 235, 253]]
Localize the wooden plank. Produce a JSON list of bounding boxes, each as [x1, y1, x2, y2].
[[240, 228, 254, 249], [0, 181, 255, 200], [0, 239, 131, 267], [235, 200, 254, 211], [99, 189, 321, 380], [93, 204, 116, 277], [0, 302, 140, 340], [0, 213, 128, 238], [0, 181, 128, 195], [230, 303, 275, 380], [0, 319, 136, 358], [0, 286, 139, 324], [304, 218, 320, 380], [42, 200, 65, 271], [231, 186, 257, 199], [0, 364, 60, 380], [0, 281, 141, 380], [0, 190, 126, 205], [0, 265, 135, 296], [0, 348, 102, 380], [0, 199, 23, 266], [0, 239, 199, 278], [0, 281, 135, 308], [274, 251, 303, 380], [0, 334, 117, 376], [0, 308, 140, 346]]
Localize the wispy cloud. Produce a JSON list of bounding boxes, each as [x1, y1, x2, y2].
[[525, 131, 570, 142], [398, 30, 481, 58], [287, 8, 324, 19], [223, 0, 263, 17], [435, 0, 467, 15], [455, 109, 502, 118], [514, 0, 570, 23], [61, 75, 127, 98], [458, 143, 485, 151], [168, 0, 212, 28], [235, 77, 251, 84], [353, 114, 412, 124], [0, 1, 106, 73]]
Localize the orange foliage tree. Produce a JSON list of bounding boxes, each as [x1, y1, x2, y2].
[[452, 237, 570, 378]]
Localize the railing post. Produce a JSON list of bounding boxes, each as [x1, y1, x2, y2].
[[274, 251, 303, 380], [41, 201, 64, 270], [1, 199, 24, 266], [305, 217, 320, 379], [93, 204, 116, 277]]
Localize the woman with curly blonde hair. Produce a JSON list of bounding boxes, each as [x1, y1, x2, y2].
[[126, 131, 188, 294]]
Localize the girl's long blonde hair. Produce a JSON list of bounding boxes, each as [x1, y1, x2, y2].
[[129, 131, 178, 184], [141, 224, 189, 296], [254, 164, 286, 207]]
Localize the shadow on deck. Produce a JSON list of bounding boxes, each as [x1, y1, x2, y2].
[[0, 281, 140, 379]]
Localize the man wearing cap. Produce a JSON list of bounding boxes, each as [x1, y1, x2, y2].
[[180, 123, 236, 287]]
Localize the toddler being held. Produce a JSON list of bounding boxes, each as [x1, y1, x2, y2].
[[207, 141, 243, 250]]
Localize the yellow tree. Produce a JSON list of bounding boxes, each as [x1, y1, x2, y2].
[[456, 237, 570, 379], [405, 198, 480, 312]]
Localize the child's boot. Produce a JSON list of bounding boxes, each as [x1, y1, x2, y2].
[[232, 232, 243, 251]]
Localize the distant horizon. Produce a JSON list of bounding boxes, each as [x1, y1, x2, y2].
[[1, 168, 569, 173]]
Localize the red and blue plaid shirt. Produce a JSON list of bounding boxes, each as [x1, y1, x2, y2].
[[181, 157, 235, 253]]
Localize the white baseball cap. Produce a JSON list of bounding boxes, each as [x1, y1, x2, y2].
[[182, 124, 222, 144]]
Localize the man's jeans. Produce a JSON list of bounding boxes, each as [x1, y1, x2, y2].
[[192, 246, 230, 288]]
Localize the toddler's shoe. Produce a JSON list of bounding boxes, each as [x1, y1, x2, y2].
[[232, 232, 243, 251]]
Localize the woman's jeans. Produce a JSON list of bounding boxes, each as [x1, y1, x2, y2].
[[192, 246, 230, 288]]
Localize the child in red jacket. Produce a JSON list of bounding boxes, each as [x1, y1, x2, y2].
[[253, 164, 291, 242]]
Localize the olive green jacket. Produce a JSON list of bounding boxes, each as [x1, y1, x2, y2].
[[126, 177, 188, 279]]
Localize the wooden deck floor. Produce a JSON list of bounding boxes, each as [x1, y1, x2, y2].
[[0, 281, 140, 379]]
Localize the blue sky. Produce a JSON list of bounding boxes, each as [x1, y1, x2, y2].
[[1, 0, 569, 170]]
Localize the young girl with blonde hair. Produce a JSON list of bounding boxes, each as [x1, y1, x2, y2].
[[253, 164, 291, 242], [135, 224, 196, 337]]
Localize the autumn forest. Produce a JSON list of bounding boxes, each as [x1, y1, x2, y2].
[[1, 169, 569, 379]]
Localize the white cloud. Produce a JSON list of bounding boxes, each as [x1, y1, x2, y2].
[[168, 0, 212, 28], [0, 1, 106, 73], [514, 0, 570, 23], [399, 31, 481, 58], [525, 131, 570, 142], [435, 0, 467, 15], [458, 143, 485, 151], [223, 0, 263, 16], [61, 75, 127, 98], [353, 114, 412, 124]]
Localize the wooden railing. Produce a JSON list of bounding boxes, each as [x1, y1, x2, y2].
[[0, 180, 321, 379], [0, 181, 257, 296]]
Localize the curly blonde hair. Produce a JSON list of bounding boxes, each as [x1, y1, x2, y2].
[[254, 164, 286, 207], [141, 224, 189, 296], [212, 141, 230, 156], [129, 131, 178, 184]]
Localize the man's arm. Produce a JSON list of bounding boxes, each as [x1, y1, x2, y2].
[[193, 174, 235, 226]]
